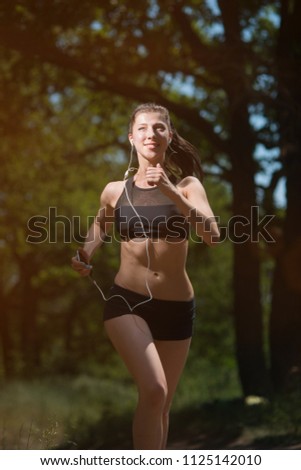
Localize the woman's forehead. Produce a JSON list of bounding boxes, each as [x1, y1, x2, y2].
[[133, 111, 168, 126]]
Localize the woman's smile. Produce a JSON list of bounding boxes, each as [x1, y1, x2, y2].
[[144, 142, 159, 149]]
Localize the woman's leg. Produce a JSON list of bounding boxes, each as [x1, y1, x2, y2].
[[104, 314, 168, 450], [154, 338, 192, 449]]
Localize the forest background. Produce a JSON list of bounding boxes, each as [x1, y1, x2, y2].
[[0, 0, 301, 450]]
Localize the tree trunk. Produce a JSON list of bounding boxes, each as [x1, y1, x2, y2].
[[18, 258, 40, 377], [0, 292, 14, 379], [219, 0, 270, 397], [270, 154, 301, 391], [230, 128, 270, 397], [270, 0, 301, 392]]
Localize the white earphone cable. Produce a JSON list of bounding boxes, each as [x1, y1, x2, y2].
[[86, 145, 153, 311]]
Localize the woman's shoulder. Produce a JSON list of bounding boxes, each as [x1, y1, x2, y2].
[[100, 180, 125, 207], [177, 176, 203, 190]]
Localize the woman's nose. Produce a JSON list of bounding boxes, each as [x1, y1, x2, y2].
[[146, 128, 155, 139]]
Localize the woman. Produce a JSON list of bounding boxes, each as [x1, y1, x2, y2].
[[71, 103, 220, 449]]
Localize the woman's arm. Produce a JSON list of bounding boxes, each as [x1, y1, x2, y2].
[[146, 165, 220, 246], [71, 183, 116, 275], [174, 176, 220, 246]]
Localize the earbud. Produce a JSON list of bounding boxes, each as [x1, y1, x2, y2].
[[130, 140, 134, 146]]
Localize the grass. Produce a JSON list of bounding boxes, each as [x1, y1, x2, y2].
[[0, 365, 301, 450], [0, 374, 136, 450]]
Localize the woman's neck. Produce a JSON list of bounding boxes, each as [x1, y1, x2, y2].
[[134, 171, 152, 188]]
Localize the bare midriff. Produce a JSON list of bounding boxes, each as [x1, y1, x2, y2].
[[114, 238, 194, 301]]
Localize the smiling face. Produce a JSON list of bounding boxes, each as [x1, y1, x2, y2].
[[129, 111, 172, 167]]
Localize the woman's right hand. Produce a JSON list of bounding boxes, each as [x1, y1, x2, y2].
[[71, 248, 93, 277]]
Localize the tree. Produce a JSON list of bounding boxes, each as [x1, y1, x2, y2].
[[269, 0, 301, 392]]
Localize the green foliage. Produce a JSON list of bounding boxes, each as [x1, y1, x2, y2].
[[0, 376, 136, 449], [0, 54, 130, 378]]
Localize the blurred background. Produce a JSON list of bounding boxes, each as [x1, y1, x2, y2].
[[0, 0, 300, 449]]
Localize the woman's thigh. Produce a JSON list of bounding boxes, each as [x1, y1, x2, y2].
[[104, 314, 167, 391]]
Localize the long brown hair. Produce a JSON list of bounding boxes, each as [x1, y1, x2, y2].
[[129, 103, 204, 182]]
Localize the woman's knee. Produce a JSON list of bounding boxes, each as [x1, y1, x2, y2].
[[139, 380, 168, 410]]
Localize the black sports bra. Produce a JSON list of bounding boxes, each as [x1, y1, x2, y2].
[[114, 177, 190, 240]]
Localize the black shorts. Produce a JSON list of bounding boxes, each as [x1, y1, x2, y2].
[[103, 284, 196, 341]]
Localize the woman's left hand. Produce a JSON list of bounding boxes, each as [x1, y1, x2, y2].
[[145, 164, 175, 196]]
